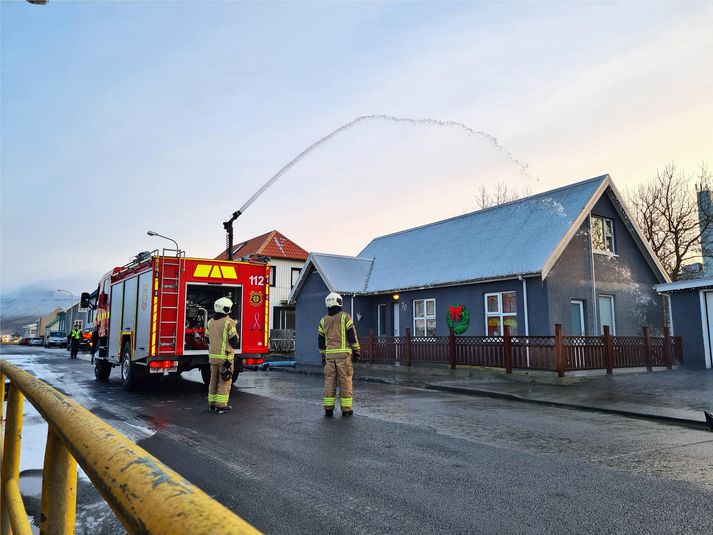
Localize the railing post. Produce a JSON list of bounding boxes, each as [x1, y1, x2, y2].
[[603, 325, 613, 375], [663, 326, 672, 370], [404, 327, 412, 367], [503, 324, 512, 374], [2, 384, 27, 535], [40, 427, 78, 535], [368, 329, 375, 364], [555, 324, 564, 377], [449, 328, 456, 370], [643, 325, 652, 372]]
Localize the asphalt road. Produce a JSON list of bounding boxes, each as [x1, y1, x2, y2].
[[4, 346, 713, 534]]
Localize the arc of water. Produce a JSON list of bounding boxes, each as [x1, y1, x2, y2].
[[238, 114, 531, 214]]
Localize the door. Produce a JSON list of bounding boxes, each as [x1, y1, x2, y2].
[[704, 291, 713, 369], [393, 302, 400, 362], [377, 304, 387, 337], [598, 295, 615, 335]]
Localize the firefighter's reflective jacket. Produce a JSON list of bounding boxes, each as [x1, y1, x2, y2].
[[318, 311, 360, 358], [70, 328, 81, 340], [205, 314, 239, 363]]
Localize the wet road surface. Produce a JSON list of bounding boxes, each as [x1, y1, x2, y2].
[[3, 346, 713, 534]]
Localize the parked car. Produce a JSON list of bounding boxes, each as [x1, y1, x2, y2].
[[29, 337, 44, 346], [19, 337, 30, 345], [45, 331, 67, 348]]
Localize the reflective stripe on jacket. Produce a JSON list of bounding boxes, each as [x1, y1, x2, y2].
[[206, 316, 238, 361], [70, 329, 81, 340], [318, 311, 359, 358]]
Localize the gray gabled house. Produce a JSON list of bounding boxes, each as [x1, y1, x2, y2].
[[289, 175, 670, 366]]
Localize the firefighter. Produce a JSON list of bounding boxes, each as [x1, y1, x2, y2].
[[205, 297, 239, 414], [318, 292, 360, 417], [68, 322, 81, 359]]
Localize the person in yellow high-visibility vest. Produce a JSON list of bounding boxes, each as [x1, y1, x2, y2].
[[318, 292, 360, 417], [205, 297, 239, 414], [69, 322, 82, 359]]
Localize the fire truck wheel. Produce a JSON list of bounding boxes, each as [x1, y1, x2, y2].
[[120, 343, 138, 391], [232, 371, 240, 385], [94, 359, 110, 382]]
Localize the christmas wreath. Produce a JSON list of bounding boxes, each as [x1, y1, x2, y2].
[[446, 304, 470, 334]]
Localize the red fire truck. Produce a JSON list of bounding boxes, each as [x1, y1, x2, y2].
[[82, 250, 269, 391]]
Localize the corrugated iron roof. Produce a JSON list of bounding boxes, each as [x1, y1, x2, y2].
[[359, 175, 608, 292], [215, 230, 309, 261]]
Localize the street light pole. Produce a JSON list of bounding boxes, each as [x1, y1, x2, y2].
[[57, 289, 76, 331], [147, 230, 180, 253]]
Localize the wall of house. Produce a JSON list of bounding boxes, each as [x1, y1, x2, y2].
[[350, 277, 547, 339], [670, 290, 708, 369], [546, 192, 664, 336], [294, 269, 330, 366]]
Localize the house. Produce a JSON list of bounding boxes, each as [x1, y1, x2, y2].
[[289, 175, 670, 366], [654, 278, 712, 369], [216, 230, 308, 331]]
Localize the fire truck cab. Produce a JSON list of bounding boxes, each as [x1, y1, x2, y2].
[[84, 250, 269, 391]]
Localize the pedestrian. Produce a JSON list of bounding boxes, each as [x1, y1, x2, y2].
[[205, 296, 239, 414], [318, 292, 360, 417], [68, 322, 81, 359]]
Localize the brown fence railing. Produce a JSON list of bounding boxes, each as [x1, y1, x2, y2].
[[363, 325, 682, 376]]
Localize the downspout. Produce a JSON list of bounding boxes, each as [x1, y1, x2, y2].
[[588, 214, 598, 334], [519, 275, 530, 367]]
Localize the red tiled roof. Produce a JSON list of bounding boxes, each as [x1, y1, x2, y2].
[[215, 230, 309, 261]]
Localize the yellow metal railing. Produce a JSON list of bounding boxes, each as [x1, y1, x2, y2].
[[0, 361, 261, 535]]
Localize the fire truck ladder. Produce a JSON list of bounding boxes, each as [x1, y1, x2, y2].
[[157, 249, 185, 354]]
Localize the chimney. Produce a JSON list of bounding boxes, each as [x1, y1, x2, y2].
[[698, 180, 713, 275]]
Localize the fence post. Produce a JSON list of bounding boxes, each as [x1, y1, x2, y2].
[[405, 327, 412, 367], [643, 325, 652, 372], [603, 325, 613, 375], [503, 324, 512, 374], [663, 326, 672, 370], [449, 328, 456, 370], [555, 324, 564, 377], [368, 329, 375, 364]]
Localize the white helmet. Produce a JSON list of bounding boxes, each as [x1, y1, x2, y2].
[[325, 292, 343, 308], [214, 297, 233, 314]]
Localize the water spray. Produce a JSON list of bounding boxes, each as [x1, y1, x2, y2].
[[224, 114, 531, 259]]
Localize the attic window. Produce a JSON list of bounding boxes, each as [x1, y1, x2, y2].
[[591, 215, 615, 254]]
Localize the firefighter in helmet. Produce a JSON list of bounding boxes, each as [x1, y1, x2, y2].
[[69, 321, 82, 359], [205, 297, 239, 414], [318, 292, 360, 417]]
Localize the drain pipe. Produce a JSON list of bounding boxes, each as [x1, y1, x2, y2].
[[519, 274, 530, 367]]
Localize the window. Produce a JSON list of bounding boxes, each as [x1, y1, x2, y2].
[[377, 304, 387, 336], [484, 291, 517, 336], [591, 215, 615, 253], [598, 295, 615, 335], [269, 266, 276, 287], [413, 298, 436, 337], [570, 300, 585, 336], [291, 268, 301, 289]]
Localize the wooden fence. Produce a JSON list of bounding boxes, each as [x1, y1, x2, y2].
[[362, 325, 682, 377]]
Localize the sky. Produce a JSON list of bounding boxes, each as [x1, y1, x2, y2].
[[1, 0, 712, 298]]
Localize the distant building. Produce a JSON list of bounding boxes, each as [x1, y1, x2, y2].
[[290, 175, 670, 366], [216, 230, 308, 332]]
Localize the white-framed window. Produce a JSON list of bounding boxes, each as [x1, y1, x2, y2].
[[290, 268, 301, 288], [377, 304, 387, 337], [484, 291, 517, 336], [591, 215, 615, 253], [598, 294, 616, 335], [413, 298, 436, 337], [269, 266, 276, 287], [570, 300, 585, 336]]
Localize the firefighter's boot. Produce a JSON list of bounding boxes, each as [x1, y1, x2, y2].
[[324, 408, 334, 417], [342, 410, 353, 417]]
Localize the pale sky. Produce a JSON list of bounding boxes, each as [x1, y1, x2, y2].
[[1, 0, 712, 296]]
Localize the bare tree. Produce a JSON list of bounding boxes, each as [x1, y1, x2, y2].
[[628, 162, 713, 281], [475, 181, 531, 210]]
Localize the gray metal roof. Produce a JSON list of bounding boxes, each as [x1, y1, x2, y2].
[[290, 174, 666, 300], [358, 175, 608, 292]]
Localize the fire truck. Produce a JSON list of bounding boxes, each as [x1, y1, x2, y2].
[[82, 250, 269, 391]]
